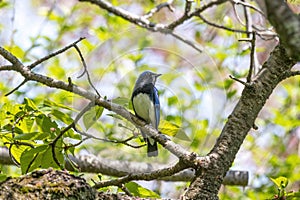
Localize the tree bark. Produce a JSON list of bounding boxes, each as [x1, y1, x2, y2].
[[184, 45, 295, 199], [265, 0, 300, 60]]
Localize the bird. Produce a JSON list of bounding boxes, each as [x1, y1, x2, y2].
[[131, 71, 161, 157]]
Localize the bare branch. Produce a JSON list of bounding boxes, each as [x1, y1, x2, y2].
[[170, 32, 203, 52], [74, 44, 101, 98], [79, 0, 162, 30], [264, 0, 300, 60], [229, 75, 251, 87], [167, 0, 194, 30], [247, 31, 256, 83], [0, 65, 14, 71], [0, 147, 248, 186], [241, 0, 252, 35], [196, 14, 250, 34], [92, 161, 187, 189], [185, 45, 296, 199], [28, 37, 85, 70], [143, 0, 175, 19], [79, 0, 203, 53], [231, 0, 265, 17], [5, 78, 28, 96]]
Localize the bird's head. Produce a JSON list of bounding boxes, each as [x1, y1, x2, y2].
[[134, 71, 161, 89]]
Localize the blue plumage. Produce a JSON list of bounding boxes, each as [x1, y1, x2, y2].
[[131, 71, 161, 157]]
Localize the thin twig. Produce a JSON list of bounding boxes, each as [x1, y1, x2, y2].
[[5, 79, 28, 96], [241, 0, 252, 36], [231, 0, 265, 17], [27, 37, 85, 69], [229, 75, 251, 87], [232, 3, 245, 26], [50, 102, 95, 168], [247, 31, 256, 83], [74, 44, 101, 98], [143, 0, 174, 19], [110, 135, 146, 149], [167, 0, 193, 29], [196, 14, 250, 34], [74, 126, 146, 148], [170, 32, 203, 52]]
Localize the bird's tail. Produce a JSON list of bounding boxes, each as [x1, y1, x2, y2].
[[146, 138, 158, 157]]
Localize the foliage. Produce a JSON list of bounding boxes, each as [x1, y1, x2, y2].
[[0, 98, 82, 174], [0, 0, 300, 199]]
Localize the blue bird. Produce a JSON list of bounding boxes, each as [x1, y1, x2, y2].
[[131, 71, 161, 157]]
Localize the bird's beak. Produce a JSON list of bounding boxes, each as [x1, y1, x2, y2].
[[155, 73, 162, 78]]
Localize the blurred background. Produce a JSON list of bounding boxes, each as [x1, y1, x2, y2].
[[0, 0, 300, 199]]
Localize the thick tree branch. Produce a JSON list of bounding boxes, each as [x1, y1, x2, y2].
[[184, 45, 296, 199], [93, 161, 187, 189], [0, 147, 248, 186], [264, 0, 300, 60]]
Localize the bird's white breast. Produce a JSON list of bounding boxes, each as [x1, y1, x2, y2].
[[133, 93, 156, 126]]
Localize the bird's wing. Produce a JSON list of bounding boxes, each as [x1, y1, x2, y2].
[[154, 87, 160, 129]]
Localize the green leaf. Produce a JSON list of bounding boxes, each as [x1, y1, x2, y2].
[[24, 98, 38, 111], [51, 109, 74, 124], [226, 89, 237, 99], [128, 53, 144, 63], [2, 135, 32, 164], [0, 174, 7, 182], [43, 99, 76, 111], [159, 120, 190, 141], [0, 1, 9, 9], [107, 113, 124, 120], [36, 114, 58, 134], [41, 147, 59, 168], [83, 106, 104, 130], [24, 117, 34, 133], [65, 129, 82, 140], [270, 176, 289, 189], [20, 145, 48, 174], [125, 182, 160, 198], [14, 132, 49, 140], [111, 97, 130, 107], [175, 129, 191, 141], [287, 191, 300, 198], [167, 96, 178, 106], [2, 124, 23, 135], [288, 0, 300, 4]]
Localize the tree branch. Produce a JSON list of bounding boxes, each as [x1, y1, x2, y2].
[[93, 161, 187, 189], [184, 45, 296, 199], [143, 0, 174, 19], [0, 147, 248, 186], [28, 37, 85, 70], [264, 0, 300, 60], [196, 14, 250, 34], [79, 0, 203, 53]]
